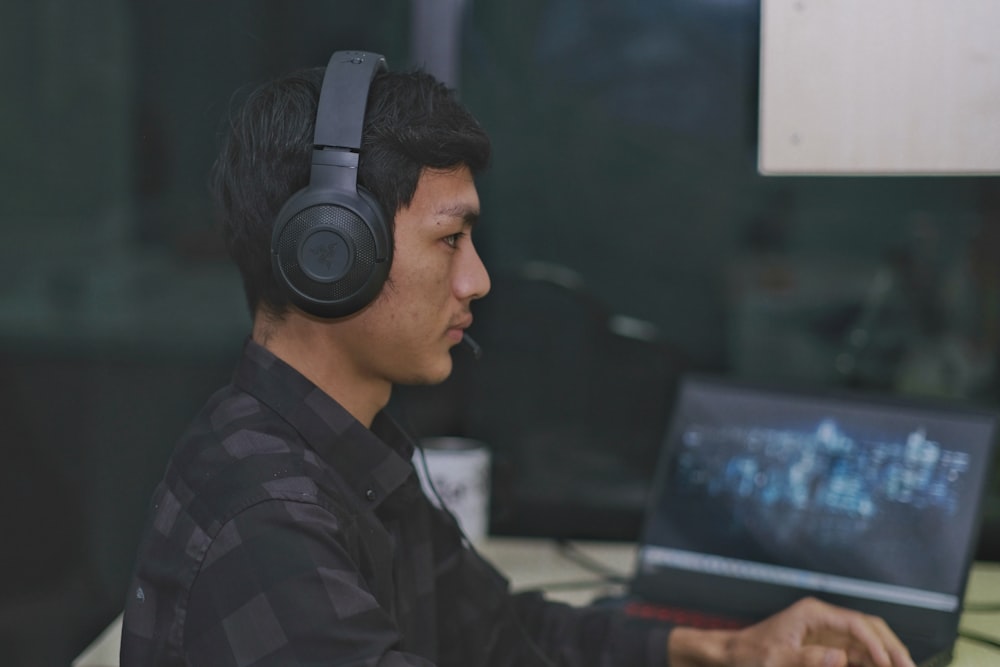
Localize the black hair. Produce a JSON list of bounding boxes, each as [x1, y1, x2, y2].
[[210, 64, 491, 319]]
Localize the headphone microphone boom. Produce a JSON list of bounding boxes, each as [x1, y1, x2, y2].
[[461, 333, 483, 360], [271, 51, 392, 319]]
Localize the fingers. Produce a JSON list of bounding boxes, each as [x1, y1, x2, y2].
[[806, 599, 915, 667], [841, 612, 891, 667], [767, 645, 855, 667], [798, 645, 848, 667], [712, 598, 917, 667], [886, 643, 917, 667], [861, 614, 914, 667], [842, 610, 915, 667]]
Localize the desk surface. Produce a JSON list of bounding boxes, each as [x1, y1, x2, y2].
[[75, 538, 1000, 667], [480, 539, 1000, 667]]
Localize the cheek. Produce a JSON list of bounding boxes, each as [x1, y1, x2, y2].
[[374, 265, 442, 328], [389, 252, 453, 303]]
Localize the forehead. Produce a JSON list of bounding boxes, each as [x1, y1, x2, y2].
[[405, 165, 480, 223]]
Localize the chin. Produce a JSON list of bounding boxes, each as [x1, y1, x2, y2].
[[424, 363, 455, 386], [400, 356, 454, 387]]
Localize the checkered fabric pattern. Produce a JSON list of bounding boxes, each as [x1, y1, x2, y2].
[[120, 339, 668, 666]]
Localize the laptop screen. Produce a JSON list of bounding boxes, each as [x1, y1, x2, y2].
[[633, 375, 997, 634]]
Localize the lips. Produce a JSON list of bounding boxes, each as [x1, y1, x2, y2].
[[446, 316, 472, 343], [448, 315, 473, 332]]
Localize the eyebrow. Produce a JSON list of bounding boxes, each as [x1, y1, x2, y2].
[[435, 203, 481, 228]]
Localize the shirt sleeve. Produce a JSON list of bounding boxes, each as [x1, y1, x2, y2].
[[184, 498, 435, 667], [426, 507, 672, 667], [510, 590, 673, 667]]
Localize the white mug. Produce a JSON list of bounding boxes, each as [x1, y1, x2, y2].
[[416, 437, 492, 543]]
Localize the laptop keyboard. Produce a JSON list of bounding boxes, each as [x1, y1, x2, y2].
[[623, 601, 749, 629]]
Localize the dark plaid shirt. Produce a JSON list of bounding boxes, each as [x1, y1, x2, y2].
[[121, 339, 669, 667]]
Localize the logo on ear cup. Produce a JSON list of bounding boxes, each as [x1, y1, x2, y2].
[[299, 227, 354, 282]]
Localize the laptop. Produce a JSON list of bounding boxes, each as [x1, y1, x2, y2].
[[622, 374, 997, 667]]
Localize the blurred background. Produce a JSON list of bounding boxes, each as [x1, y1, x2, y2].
[[1, 1, 997, 664]]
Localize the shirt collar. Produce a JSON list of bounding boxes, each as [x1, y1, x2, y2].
[[233, 338, 416, 510]]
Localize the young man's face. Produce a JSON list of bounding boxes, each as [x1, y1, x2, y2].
[[343, 164, 490, 386]]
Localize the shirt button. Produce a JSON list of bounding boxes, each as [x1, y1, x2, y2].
[[365, 489, 377, 501]]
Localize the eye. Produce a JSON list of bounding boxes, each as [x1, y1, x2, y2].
[[443, 231, 466, 249]]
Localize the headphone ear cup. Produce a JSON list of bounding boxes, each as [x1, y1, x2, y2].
[[271, 185, 392, 318]]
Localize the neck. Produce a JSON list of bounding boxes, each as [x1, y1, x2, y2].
[[252, 311, 391, 428]]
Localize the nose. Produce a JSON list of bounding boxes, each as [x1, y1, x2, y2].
[[455, 238, 491, 302]]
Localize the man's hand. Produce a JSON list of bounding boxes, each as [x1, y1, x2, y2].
[[667, 597, 916, 667]]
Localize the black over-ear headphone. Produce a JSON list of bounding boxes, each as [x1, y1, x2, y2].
[[271, 50, 392, 319]]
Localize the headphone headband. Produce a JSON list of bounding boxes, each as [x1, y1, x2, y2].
[[314, 51, 387, 151]]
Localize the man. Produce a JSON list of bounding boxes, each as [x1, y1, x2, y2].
[[121, 52, 915, 667]]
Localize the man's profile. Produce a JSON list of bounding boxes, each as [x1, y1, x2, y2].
[[120, 50, 915, 667]]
